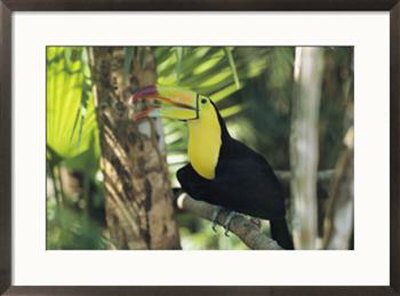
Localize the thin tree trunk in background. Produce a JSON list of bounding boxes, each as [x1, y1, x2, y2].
[[290, 47, 325, 249], [89, 47, 181, 250], [323, 127, 354, 249]]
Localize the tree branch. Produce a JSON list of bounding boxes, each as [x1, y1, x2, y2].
[[276, 169, 335, 182], [175, 193, 283, 250]]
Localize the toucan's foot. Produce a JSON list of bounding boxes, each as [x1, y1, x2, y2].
[[211, 206, 223, 232], [222, 211, 236, 237]]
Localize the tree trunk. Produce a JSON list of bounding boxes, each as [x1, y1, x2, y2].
[[290, 47, 325, 249], [323, 127, 354, 249], [89, 47, 181, 250]]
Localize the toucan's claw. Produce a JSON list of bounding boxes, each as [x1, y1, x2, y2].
[[224, 228, 230, 237], [211, 206, 223, 232], [212, 223, 218, 233], [223, 211, 236, 237]]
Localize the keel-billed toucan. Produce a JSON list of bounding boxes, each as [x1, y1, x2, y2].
[[132, 85, 294, 250]]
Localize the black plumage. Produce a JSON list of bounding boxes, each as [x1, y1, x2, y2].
[[177, 101, 294, 250]]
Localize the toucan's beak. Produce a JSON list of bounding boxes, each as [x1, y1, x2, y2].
[[131, 85, 198, 121]]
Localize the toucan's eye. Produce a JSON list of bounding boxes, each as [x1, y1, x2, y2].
[[201, 98, 207, 104]]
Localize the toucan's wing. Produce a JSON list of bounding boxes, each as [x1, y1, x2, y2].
[[177, 155, 286, 220], [177, 164, 214, 202], [211, 155, 286, 219]]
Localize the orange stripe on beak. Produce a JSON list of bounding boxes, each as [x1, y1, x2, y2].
[[131, 85, 197, 110]]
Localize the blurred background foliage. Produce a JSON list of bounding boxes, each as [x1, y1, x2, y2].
[[46, 46, 353, 250]]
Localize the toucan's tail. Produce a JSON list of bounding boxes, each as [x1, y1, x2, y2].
[[270, 219, 294, 250]]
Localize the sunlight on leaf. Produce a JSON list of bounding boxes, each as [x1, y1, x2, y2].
[[47, 47, 100, 170], [211, 83, 244, 103], [220, 104, 244, 118], [224, 47, 241, 89]]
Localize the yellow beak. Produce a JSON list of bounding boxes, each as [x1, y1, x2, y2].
[[131, 85, 199, 121]]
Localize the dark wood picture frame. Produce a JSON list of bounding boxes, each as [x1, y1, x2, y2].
[[0, 1, 399, 295]]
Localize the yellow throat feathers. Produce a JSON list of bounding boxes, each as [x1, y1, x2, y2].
[[188, 102, 221, 180]]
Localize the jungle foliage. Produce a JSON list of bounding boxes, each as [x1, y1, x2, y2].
[[46, 46, 353, 250]]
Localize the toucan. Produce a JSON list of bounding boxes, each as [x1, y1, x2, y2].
[[132, 85, 294, 250]]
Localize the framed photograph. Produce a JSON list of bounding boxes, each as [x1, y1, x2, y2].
[[0, 0, 399, 295]]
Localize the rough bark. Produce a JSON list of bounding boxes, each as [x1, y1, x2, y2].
[[290, 47, 325, 249], [176, 193, 283, 250], [89, 47, 181, 249]]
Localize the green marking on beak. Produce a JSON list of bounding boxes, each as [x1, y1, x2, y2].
[[131, 85, 199, 121]]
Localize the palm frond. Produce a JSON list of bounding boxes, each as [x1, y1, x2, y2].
[[47, 46, 100, 172]]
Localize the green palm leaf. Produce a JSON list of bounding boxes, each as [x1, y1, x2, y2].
[[46, 47, 100, 172]]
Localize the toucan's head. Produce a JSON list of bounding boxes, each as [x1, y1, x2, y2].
[[131, 85, 213, 122], [131, 85, 227, 180]]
